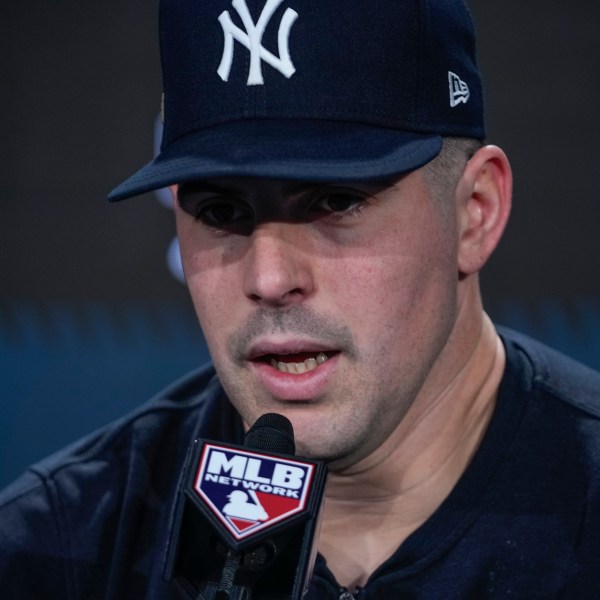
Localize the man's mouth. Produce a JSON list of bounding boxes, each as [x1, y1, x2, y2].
[[264, 352, 333, 374], [246, 346, 339, 399]]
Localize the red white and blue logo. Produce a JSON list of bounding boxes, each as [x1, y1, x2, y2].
[[192, 443, 315, 541]]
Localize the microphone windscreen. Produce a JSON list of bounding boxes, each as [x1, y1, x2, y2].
[[244, 413, 295, 455]]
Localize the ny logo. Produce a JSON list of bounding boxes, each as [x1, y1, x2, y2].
[[217, 0, 298, 86]]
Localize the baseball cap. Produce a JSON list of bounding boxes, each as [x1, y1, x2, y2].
[[108, 0, 484, 201]]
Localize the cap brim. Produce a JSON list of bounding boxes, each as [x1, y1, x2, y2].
[[108, 120, 442, 201]]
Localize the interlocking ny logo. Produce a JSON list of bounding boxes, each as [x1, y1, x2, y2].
[[217, 0, 298, 86]]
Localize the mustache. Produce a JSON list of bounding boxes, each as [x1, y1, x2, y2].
[[228, 305, 357, 361]]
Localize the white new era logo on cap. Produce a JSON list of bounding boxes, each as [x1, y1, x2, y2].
[[448, 71, 470, 107]]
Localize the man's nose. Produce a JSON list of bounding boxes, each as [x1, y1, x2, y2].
[[242, 223, 315, 306]]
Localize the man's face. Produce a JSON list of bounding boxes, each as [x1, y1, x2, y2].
[[174, 170, 461, 468]]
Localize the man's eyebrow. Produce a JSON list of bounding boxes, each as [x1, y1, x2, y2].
[[284, 178, 400, 194]]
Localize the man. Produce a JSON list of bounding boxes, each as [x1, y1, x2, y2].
[[1, 0, 599, 598]]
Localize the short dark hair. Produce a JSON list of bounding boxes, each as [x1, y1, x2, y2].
[[423, 137, 483, 205]]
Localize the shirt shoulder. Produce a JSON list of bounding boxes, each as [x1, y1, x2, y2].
[[498, 325, 600, 419], [1, 362, 220, 505], [0, 363, 233, 596]]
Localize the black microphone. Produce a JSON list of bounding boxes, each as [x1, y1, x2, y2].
[[164, 413, 328, 600]]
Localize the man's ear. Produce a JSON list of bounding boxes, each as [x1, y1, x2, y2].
[[456, 145, 512, 275]]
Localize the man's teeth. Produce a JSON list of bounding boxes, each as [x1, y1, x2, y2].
[[270, 352, 329, 374]]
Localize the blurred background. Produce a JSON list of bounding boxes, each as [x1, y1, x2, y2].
[[1, 1, 599, 487]]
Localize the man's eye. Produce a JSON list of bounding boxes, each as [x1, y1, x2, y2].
[[198, 201, 247, 226], [178, 189, 251, 229], [316, 191, 369, 217]]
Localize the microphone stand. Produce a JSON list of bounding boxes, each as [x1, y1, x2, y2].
[[196, 546, 251, 600], [214, 550, 250, 600]]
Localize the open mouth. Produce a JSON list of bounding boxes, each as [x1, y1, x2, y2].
[[262, 351, 334, 374]]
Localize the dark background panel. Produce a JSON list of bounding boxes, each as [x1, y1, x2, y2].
[[474, 3, 600, 302], [1, 1, 599, 487]]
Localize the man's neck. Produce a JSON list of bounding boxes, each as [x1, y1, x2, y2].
[[318, 314, 506, 590]]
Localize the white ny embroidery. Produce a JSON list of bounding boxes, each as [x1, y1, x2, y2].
[[217, 0, 298, 86]]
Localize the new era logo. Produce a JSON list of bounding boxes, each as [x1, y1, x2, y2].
[[192, 443, 315, 541], [448, 71, 470, 107]]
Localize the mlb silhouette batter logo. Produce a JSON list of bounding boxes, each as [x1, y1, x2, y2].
[[193, 443, 315, 540]]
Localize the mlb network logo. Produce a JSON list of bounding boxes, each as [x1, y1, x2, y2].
[[191, 443, 316, 542]]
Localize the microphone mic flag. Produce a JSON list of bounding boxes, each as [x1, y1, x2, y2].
[[164, 413, 328, 599]]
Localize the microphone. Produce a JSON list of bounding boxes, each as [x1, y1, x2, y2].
[[164, 413, 328, 600]]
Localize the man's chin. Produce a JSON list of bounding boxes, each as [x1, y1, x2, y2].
[[290, 435, 352, 467], [233, 400, 360, 464]]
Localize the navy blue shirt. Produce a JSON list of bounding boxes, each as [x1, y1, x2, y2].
[[1, 328, 600, 598]]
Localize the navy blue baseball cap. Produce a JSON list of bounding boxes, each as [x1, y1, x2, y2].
[[109, 0, 484, 201]]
